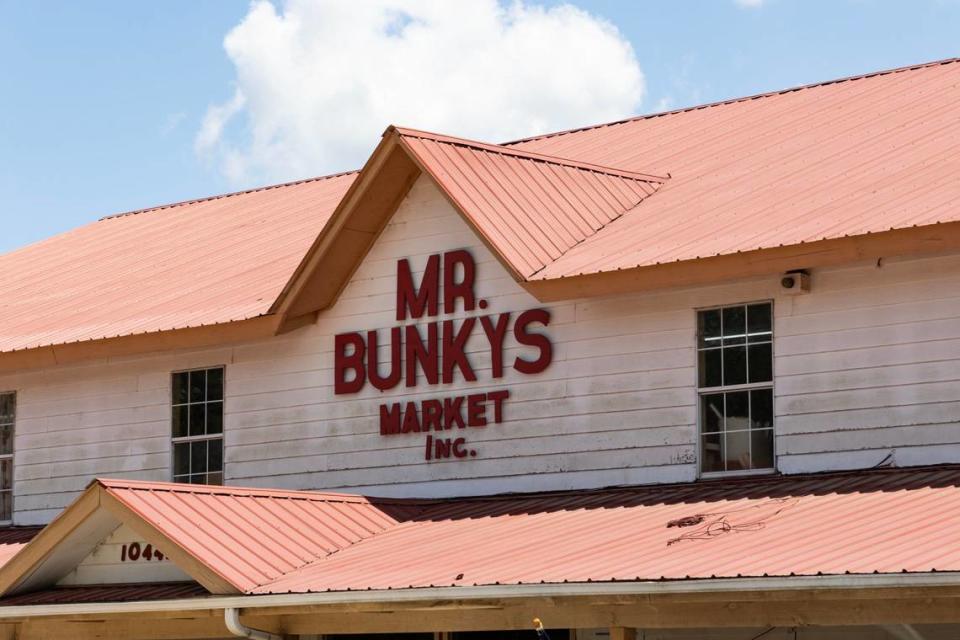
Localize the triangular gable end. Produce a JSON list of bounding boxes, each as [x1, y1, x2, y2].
[[272, 126, 666, 323], [0, 480, 234, 597]]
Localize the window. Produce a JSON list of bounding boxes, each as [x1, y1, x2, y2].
[[0, 393, 13, 521], [697, 302, 774, 474], [171, 367, 223, 484]]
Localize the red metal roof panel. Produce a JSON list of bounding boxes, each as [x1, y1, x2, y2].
[[255, 466, 960, 594]]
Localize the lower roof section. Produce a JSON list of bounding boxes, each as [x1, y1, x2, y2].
[[0, 582, 207, 606], [2, 465, 960, 605]]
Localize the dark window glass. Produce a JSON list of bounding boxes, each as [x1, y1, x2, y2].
[[172, 368, 224, 486], [698, 349, 722, 388], [697, 303, 774, 474], [747, 303, 772, 340], [701, 394, 724, 433], [748, 343, 773, 383], [172, 372, 189, 405], [207, 402, 223, 434], [722, 306, 746, 345], [723, 345, 747, 385], [751, 389, 774, 430], [0, 392, 14, 521], [698, 308, 722, 348]]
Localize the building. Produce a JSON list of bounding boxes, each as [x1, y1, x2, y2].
[[0, 58, 958, 639]]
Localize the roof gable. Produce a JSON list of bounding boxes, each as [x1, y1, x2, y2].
[[274, 126, 665, 318], [0, 479, 406, 596]]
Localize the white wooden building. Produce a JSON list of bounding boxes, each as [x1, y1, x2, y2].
[[0, 59, 958, 639]]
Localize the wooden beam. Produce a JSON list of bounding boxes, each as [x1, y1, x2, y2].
[[0, 315, 279, 375], [609, 627, 636, 640]]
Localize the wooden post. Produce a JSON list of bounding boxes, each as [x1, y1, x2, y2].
[[609, 627, 636, 640]]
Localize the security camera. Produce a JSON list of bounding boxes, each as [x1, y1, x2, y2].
[[780, 270, 810, 294]]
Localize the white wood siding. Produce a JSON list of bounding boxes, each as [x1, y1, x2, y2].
[[57, 523, 190, 585], [2, 176, 960, 525]]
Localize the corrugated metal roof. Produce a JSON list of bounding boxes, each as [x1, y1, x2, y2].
[[0, 582, 207, 605], [395, 128, 664, 277], [509, 58, 960, 279], [4, 59, 960, 355], [254, 465, 960, 594], [100, 479, 408, 593], [51, 468, 960, 597], [0, 172, 355, 354], [0, 527, 40, 569]]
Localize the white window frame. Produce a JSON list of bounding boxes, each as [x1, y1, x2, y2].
[[696, 301, 776, 479], [170, 367, 225, 485], [0, 391, 14, 523]]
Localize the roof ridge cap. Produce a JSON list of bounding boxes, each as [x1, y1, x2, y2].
[[96, 478, 410, 505], [391, 125, 668, 183], [98, 169, 359, 222], [503, 56, 960, 147]]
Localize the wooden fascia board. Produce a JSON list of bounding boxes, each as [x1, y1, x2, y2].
[[0, 484, 102, 596], [270, 132, 417, 320], [0, 315, 280, 375], [525, 221, 960, 302], [98, 491, 239, 595]]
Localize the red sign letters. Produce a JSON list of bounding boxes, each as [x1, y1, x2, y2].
[[334, 249, 552, 460]]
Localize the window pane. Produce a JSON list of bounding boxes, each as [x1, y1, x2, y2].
[[172, 405, 188, 438], [191, 440, 208, 475], [722, 306, 746, 345], [189, 474, 206, 485], [723, 345, 747, 386], [0, 394, 14, 423], [750, 389, 774, 430], [725, 430, 750, 471], [725, 391, 749, 431], [752, 429, 774, 469], [698, 309, 722, 348], [698, 349, 722, 388], [208, 438, 223, 473], [173, 443, 190, 476], [189, 404, 206, 437], [701, 394, 724, 433], [0, 491, 10, 522], [0, 460, 11, 491], [747, 303, 772, 342], [172, 372, 189, 405], [206, 402, 223, 434], [701, 433, 724, 473], [207, 368, 224, 402], [206, 471, 224, 485], [748, 343, 773, 383], [0, 424, 12, 456], [189, 370, 207, 403]]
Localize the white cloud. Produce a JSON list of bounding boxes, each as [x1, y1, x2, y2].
[[196, 0, 645, 184], [734, 0, 765, 7]]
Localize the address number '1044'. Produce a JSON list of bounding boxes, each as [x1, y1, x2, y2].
[[120, 542, 165, 562]]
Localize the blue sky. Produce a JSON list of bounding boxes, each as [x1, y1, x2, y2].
[[1, 0, 958, 253]]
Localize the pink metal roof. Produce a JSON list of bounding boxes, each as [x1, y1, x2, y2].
[[25, 467, 958, 598], [0, 528, 40, 570], [0, 173, 354, 353], [254, 465, 960, 594], [395, 127, 665, 277], [4, 59, 960, 355], [509, 58, 960, 279], [100, 479, 408, 593]]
